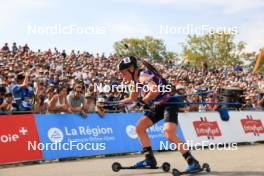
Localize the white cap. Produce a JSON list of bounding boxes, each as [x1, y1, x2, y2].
[[176, 85, 186, 90], [97, 97, 106, 103]]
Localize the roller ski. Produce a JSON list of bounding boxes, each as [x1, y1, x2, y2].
[[172, 162, 211, 176], [112, 158, 171, 172]]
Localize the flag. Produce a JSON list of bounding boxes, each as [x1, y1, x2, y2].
[[253, 48, 264, 74]]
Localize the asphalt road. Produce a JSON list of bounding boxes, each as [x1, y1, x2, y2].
[[1, 144, 264, 176]]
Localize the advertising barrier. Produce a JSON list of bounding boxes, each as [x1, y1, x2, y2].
[[34, 113, 185, 160], [1, 111, 264, 164], [178, 111, 264, 146], [0, 114, 42, 164]]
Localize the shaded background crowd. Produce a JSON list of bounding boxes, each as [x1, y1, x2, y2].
[[1, 42, 264, 115]]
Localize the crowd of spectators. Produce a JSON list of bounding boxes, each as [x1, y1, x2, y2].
[[0, 42, 264, 115]]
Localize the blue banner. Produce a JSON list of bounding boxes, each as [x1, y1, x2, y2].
[[34, 113, 186, 160]]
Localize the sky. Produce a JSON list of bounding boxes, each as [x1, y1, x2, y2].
[[0, 0, 263, 55]]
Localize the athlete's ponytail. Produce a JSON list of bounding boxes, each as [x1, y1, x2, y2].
[[142, 60, 162, 78], [141, 60, 169, 85]]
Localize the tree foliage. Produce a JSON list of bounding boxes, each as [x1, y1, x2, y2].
[[113, 36, 175, 61], [182, 33, 249, 67]]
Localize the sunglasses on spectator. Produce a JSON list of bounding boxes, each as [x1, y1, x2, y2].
[[75, 90, 83, 94]]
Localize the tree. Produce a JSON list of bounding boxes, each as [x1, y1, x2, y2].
[[182, 33, 248, 67], [113, 36, 175, 62]]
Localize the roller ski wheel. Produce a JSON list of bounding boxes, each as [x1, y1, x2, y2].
[[112, 162, 121, 172], [202, 163, 211, 172], [111, 161, 171, 172], [172, 168, 181, 176], [172, 163, 211, 175], [161, 162, 171, 172]]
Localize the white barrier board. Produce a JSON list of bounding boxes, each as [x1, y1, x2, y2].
[[178, 111, 264, 145]]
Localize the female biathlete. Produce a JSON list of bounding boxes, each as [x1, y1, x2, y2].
[[117, 56, 201, 173]]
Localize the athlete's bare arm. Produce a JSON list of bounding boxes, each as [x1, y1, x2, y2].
[[119, 83, 138, 104]]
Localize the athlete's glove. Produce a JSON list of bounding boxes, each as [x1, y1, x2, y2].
[[136, 97, 152, 110]]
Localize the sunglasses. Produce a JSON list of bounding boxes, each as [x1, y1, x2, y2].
[[75, 90, 83, 94]]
